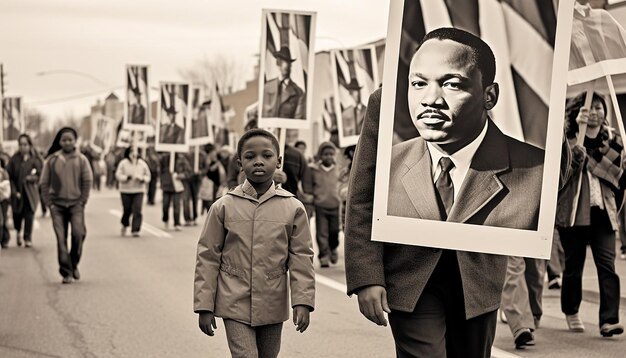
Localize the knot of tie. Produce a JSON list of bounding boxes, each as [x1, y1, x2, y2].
[[439, 157, 454, 173]]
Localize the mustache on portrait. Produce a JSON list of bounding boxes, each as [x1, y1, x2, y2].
[[417, 109, 450, 121]]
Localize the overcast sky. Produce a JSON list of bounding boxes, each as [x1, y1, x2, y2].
[[0, 0, 389, 124]]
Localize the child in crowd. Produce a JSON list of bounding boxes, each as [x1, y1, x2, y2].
[[115, 147, 151, 237], [40, 127, 93, 284], [311, 141, 340, 267], [0, 162, 11, 249], [338, 145, 356, 232], [194, 129, 315, 358]]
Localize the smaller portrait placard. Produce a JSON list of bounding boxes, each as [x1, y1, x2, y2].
[[1, 96, 23, 144], [155, 82, 190, 152], [124, 65, 151, 130]]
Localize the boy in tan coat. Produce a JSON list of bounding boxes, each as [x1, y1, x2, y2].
[[194, 129, 315, 358]]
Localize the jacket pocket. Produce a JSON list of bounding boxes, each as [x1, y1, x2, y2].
[[219, 263, 245, 279], [266, 267, 287, 280]]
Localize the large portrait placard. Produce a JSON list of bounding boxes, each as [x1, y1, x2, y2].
[[331, 46, 379, 148], [155, 82, 190, 152], [1, 96, 23, 144], [91, 114, 116, 153], [370, 0, 575, 259], [189, 86, 215, 146], [258, 9, 316, 130], [124, 65, 151, 131]]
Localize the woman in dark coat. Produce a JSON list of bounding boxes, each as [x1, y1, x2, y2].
[[7, 134, 43, 247]]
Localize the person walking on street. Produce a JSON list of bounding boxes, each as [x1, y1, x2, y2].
[[194, 129, 315, 358], [160, 153, 191, 231], [7, 134, 43, 248], [0, 163, 11, 249], [115, 147, 151, 237], [557, 93, 624, 337], [183, 148, 204, 226], [40, 127, 93, 284], [145, 147, 160, 206]]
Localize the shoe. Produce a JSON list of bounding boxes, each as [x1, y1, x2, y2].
[[192, 220, 198, 226], [163, 222, 169, 230], [121, 226, 128, 237], [16, 235, 23, 247], [319, 256, 330, 268], [600, 323, 624, 337], [1, 243, 8, 249], [514, 329, 535, 349], [330, 250, 338, 264], [174, 225, 182, 232], [533, 316, 541, 330], [62, 276, 73, 284], [132, 231, 140, 237], [72, 269, 80, 280], [566, 314, 585, 332], [620, 251, 626, 260], [548, 277, 561, 289], [24, 241, 32, 248]]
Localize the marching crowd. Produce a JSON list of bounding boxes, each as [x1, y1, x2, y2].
[[1, 91, 626, 356]]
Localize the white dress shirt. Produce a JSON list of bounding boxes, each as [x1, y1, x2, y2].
[[425, 120, 489, 202]]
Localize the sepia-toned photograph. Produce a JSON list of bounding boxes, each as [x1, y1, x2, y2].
[[90, 114, 116, 152], [331, 46, 379, 147], [124, 65, 150, 130], [1, 96, 23, 143], [155, 82, 190, 152], [370, 0, 575, 259], [258, 9, 316, 129]]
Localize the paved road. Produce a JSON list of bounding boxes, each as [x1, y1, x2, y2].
[[1, 189, 625, 357]]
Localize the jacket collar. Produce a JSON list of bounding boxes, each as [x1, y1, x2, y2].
[[229, 179, 293, 204], [399, 119, 510, 223]]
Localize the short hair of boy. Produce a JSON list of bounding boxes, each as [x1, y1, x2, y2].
[[237, 128, 281, 159], [417, 27, 496, 88]]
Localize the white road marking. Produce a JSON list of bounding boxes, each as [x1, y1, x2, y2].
[[109, 209, 172, 238], [315, 273, 521, 358]]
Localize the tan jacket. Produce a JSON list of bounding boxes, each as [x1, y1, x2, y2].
[[194, 180, 315, 326]]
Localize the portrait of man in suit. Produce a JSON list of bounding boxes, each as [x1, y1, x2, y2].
[[345, 27, 551, 358], [3, 98, 21, 141], [127, 66, 147, 125], [262, 46, 305, 119], [159, 104, 184, 144], [341, 78, 367, 137], [191, 100, 210, 140]]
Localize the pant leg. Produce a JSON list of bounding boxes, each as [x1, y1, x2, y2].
[[619, 207, 626, 252], [147, 177, 157, 204], [2, 201, 9, 245], [389, 291, 447, 358], [524, 257, 547, 320], [559, 226, 589, 315], [501, 256, 535, 335], [256, 323, 283, 358], [328, 207, 340, 251], [223, 319, 259, 358], [0, 200, 5, 246], [121, 193, 133, 227], [162, 191, 172, 223], [182, 183, 192, 222], [12, 199, 23, 234], [547, 228, 564, 280], [191, 178, 200, 221], [50, 205, 72, 278], [131, 193, 144, 233], [588, 208, 621, 326], [68, 204, 87, 271], [22, 202, 35, 242], [172, 192, 181, 226], [314, 206, 330, 259]]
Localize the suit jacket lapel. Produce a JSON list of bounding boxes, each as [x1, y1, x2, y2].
[[401, 138, 444, 221], [447, 122, 510, 223]]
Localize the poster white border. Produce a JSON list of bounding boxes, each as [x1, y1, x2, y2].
[[370, 0, 575, 259], [257, 9, 317, 130]]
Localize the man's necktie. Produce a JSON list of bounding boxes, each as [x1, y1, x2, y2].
[[435, 157, 455, 217]]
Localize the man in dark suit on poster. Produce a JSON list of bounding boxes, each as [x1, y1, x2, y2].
[[128, 68, 146, 125], [341, 78, 367, 136], [3, 101, 21, 141], [160, 105, 184, 144], [345, 28, 551, 357], [262, 46, 305, 119]]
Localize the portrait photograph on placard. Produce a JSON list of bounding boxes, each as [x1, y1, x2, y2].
[[258, 9, 316, 129], [367, 0, 576, 258], [2, 96, 23, 143], [124, 65, 150, 130], [116, 129, 147, 148], [155, 82, 190, 152], [189, 86, 214, 145], [331, 46, 379, 147], [91, 114, 116, 153]]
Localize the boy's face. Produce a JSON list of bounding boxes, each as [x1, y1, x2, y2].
[[238, 136, 281, 185], [60, 132, 76, 153], [321, 147, 336, 167]]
